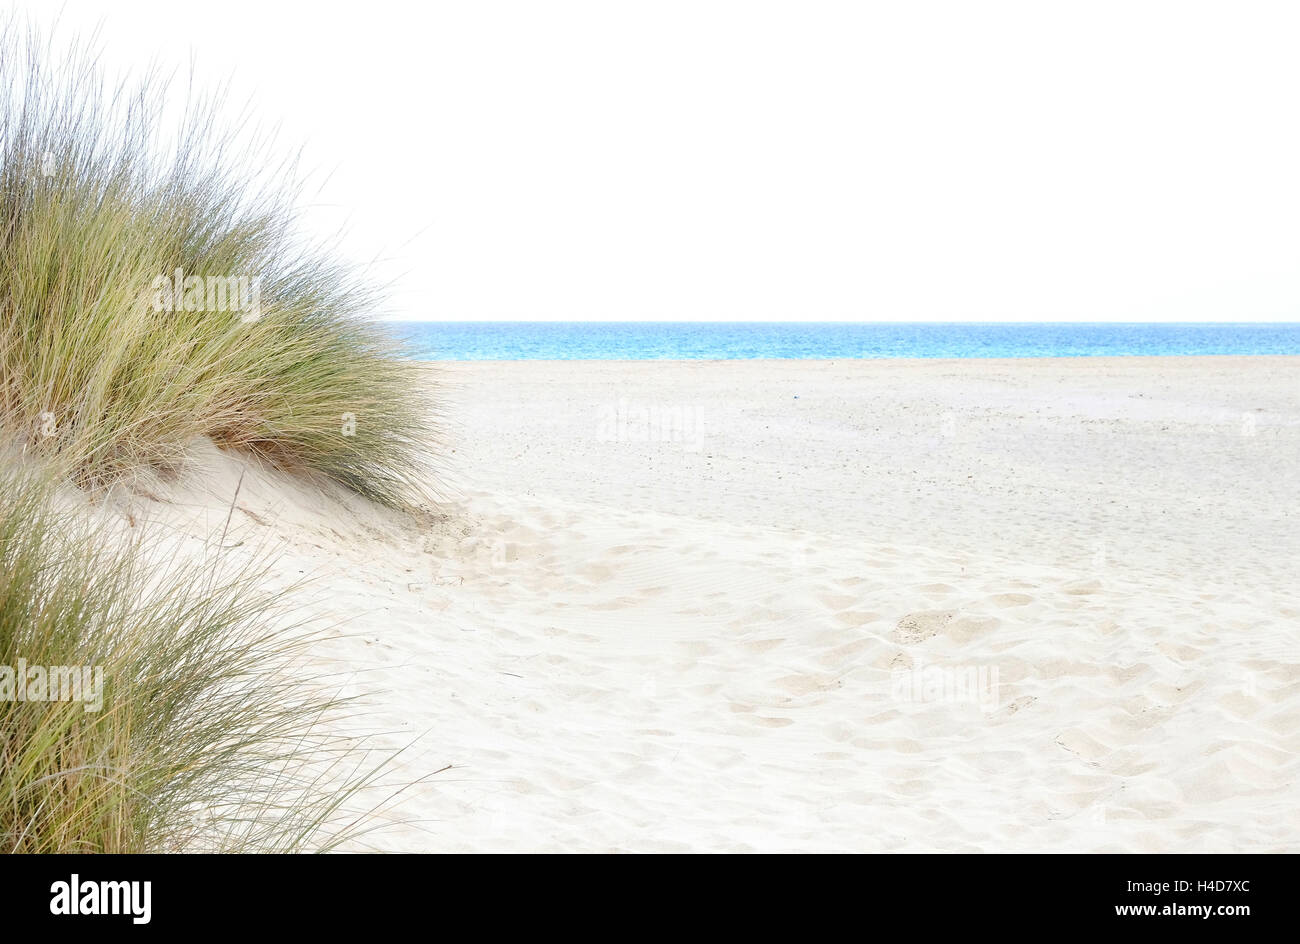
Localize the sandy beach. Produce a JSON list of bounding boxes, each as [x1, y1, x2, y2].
[[118, 356, 1300, 852]]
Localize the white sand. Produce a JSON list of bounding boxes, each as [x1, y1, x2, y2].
[[118, 357, 1300, 851]]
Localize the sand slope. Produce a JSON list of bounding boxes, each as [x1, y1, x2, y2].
[[114, 357, 1300, 851]]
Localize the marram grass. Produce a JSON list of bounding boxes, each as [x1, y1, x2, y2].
[[0, 22, 426, 853], [0, 20, 435, 507], [0, 467, 389, 853]]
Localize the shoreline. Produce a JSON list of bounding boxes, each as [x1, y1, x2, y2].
[[417, 353, 1300, 363]]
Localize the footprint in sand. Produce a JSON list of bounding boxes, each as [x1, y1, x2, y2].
[[1062, 580, 1102, 595], [893, 610, 955, 644], [990, 592, 1034, 608], [818, 592, 860, 610], [945, 615, 1001, 644], [749, 715, 795, 728], [833, 610, 878, 628]]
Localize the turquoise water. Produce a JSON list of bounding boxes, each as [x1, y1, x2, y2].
[[389, 321, 1300, 360]]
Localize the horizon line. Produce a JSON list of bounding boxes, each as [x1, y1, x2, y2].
[[378, 318, 1300, 325]]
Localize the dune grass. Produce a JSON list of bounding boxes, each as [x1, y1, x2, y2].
[[0, 466, 390, 853], [0, 20, 434, 507], [0, 22, 429, 852]]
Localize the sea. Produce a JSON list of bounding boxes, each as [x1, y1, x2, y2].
[[389, 321, 1300, 361]]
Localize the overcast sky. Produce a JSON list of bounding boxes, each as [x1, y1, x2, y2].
[[19, 1, 1300, 321]]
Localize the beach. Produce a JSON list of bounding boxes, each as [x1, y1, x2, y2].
[[125, 356, 1300, 852]]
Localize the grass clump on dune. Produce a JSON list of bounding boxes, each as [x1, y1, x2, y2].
[[0, 467, 383, 853], [0, 21, 434, 507], [0, 22, 423, 853]]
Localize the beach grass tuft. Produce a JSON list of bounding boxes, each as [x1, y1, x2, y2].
[[0, 467, 389, 853], [0, 19, 435, 507]]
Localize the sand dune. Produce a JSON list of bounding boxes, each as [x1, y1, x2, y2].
[[108, 357, 1300, 851]]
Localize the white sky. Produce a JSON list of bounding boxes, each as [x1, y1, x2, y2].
[[17, 0, 1300, 322]]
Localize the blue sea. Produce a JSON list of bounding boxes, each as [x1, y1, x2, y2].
[[389, 321, 1300, 361]]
